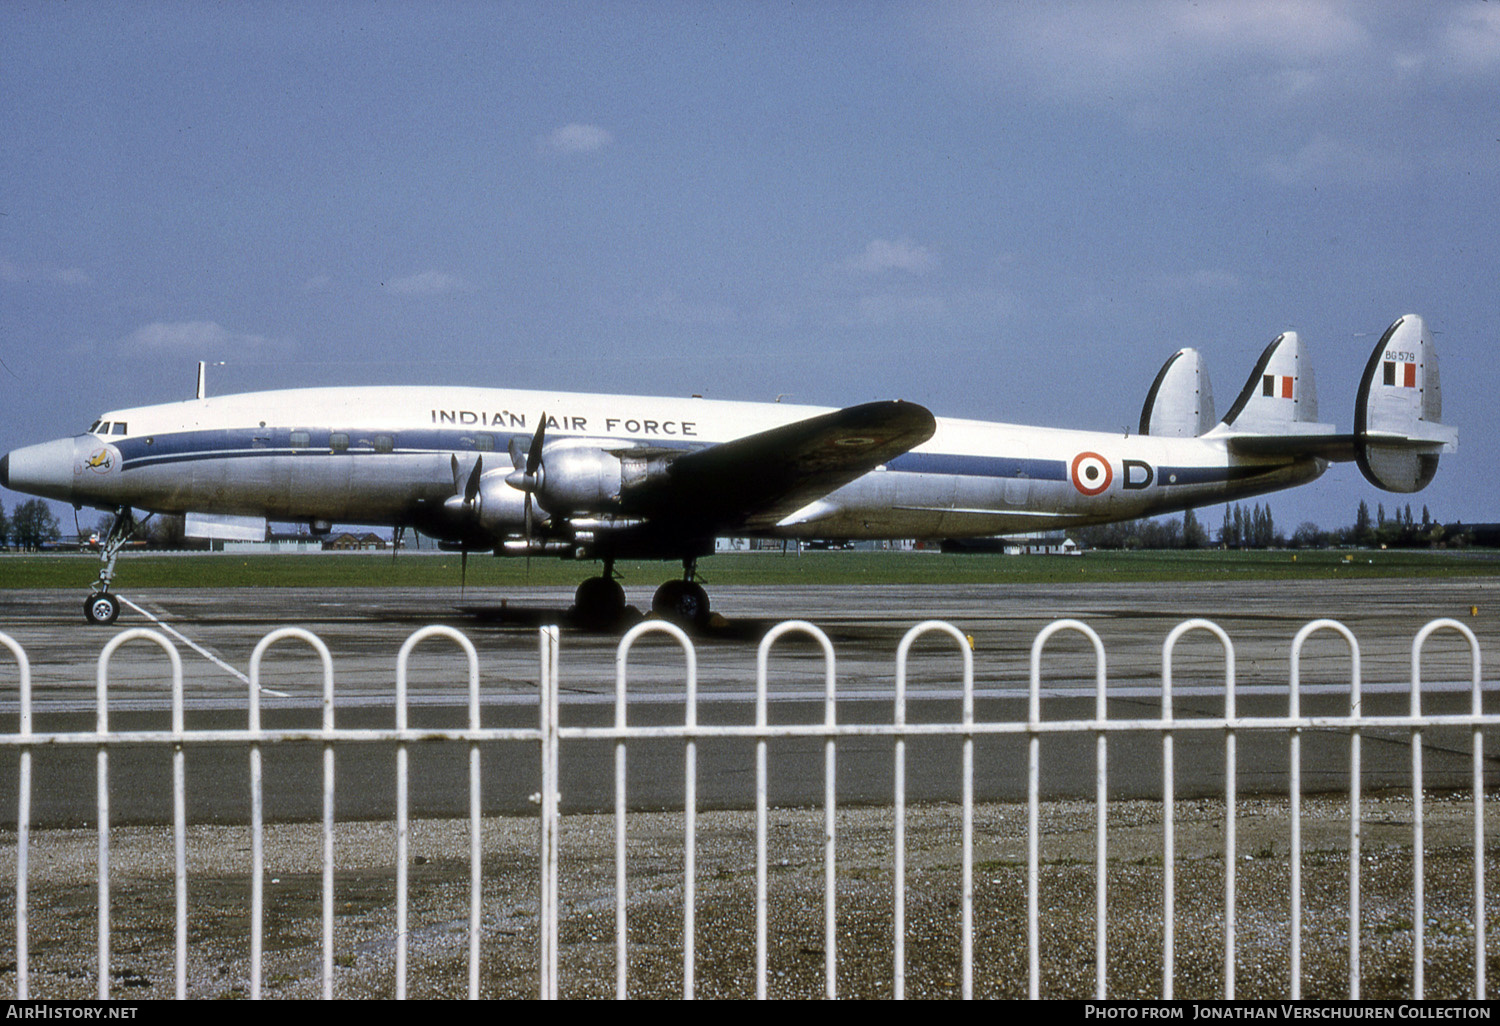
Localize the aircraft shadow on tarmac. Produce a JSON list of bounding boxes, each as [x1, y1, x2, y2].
[[453, 601, 781, 642]]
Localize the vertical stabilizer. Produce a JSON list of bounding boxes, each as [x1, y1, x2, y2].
[[1139, 348, 1215, 437], [1354, 314, 1457, 492], [1218, 331, 1330, 435]]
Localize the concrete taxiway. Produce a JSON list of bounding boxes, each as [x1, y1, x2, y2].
[[0, 578, 1495, 825], [0, 577, 1496, 999]]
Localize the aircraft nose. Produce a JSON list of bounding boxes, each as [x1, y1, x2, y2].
[[2, 437, 77, 502]]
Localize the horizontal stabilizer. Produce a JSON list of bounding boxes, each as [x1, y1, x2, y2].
[[1354, 314, 1457, 493], [1139, 348, 1215, 437]]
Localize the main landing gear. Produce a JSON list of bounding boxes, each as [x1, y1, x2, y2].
[[572, 568, 626, 630], [569, 557, 713, 631], [83, 507, 148, 626], [651, 557, 710, 629]]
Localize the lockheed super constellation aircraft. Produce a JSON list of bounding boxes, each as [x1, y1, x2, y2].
[[1, 314, 1457, 628]]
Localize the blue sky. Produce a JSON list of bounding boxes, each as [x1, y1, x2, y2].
[[3, 1, 1497, 534]]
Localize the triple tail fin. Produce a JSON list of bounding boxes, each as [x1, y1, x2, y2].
[[1216, 330, 1333, 436], [1139, 348, 1215, 437], [1353, 314, 1457, 492], [1211, 315, 1457, 494]]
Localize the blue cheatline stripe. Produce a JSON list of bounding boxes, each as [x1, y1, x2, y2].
[[111, 426, 1264, 487], [1157, 465, 1271, 486], [888, 452, 1068, 480]]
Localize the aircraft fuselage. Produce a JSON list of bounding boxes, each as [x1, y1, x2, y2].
[[3, 384, 1322, 549]]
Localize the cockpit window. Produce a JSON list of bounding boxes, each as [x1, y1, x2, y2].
[[111, 423, 127, 435], [89, 421, 103, 434]]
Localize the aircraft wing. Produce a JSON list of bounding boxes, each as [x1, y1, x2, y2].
[[635, 400, 936, 531]]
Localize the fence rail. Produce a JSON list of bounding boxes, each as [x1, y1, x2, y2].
[[0, 616, 1493, 999]]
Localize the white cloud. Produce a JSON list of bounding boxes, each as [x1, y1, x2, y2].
[[384, 270, 469, 296], [1261, 133, 1404, 186], [538, 123, 615, 155], [121, 321, 281, 357], [847, 238, 939, 276], [934, 0, 1371, 106], [1440, 4, 1500, 72], [0, 258, 92, 286]]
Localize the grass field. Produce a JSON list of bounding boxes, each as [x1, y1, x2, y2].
[[2, 547, 1498, 589]]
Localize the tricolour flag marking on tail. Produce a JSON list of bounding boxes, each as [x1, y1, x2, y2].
[[1262, 374, 1294, 398], [1383, 360, 1417, 388]]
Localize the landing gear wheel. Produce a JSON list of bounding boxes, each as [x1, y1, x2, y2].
[[573, 575, 626, 630], [652, 579, 710, 629], [84, 593, 120, 626]]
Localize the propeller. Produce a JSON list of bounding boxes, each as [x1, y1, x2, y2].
[[506, 413, 548, 578], [449, 454, 483, 596]]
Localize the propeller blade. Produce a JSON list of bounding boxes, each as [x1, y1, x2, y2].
[[464, 455, 483, 505], [525, 413, 547, 476], [523, 493, 533, 583]]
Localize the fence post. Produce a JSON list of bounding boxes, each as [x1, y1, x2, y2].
[[1287, 619, 1360, 999], [538, 625, 560, 1000], [95, 629, 182, 1000], [1028, 619, 1107, 1000], [1410, 618, 1484, 1000], [613, 620, 697, 999], [247, 627, 335, 1000], [1162, 619, 1236, 998], [2, 632, 32, 1000], [893, 621, 974, 999], [755, 621, 837, 999], [395, 625, 482, 999]]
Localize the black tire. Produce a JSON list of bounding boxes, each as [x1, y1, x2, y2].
[[652, 579, 710, 628], [573, 576, 626, 629], [84, 593, 120, 626]]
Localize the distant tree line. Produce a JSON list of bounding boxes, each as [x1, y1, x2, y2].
[[0, 503, 210, 552], [1078, 499, 1468, 551], [0, 498, 63, 551]]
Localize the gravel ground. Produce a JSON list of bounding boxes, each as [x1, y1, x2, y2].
[[2, 792, 1495, 1000]]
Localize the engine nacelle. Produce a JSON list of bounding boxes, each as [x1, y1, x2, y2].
[[474, 472, 532, 530], [534, 440, 624, 515]]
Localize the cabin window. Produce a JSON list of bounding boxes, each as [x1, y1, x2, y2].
[[373, 434, 395, 453], [289, 430, 311, 449], [330, 432, 350, 452], [473, 433, 495, 452]]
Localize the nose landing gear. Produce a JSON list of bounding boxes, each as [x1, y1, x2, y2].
[[84, 592, 120, 626], [83, 507, 149, 625]]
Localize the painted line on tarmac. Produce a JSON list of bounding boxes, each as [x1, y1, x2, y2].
[[118, 596, 290, 697]]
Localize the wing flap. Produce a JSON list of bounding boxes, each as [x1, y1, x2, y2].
[[636, 400, 936, 531]]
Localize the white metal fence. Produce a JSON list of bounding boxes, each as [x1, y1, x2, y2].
[[0, 616, 1493, 999]]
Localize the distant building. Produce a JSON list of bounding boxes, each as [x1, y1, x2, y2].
[[1445, 523, 1500, 547], [941, 532, 1079, 555], [323, 532, 388, 551]]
